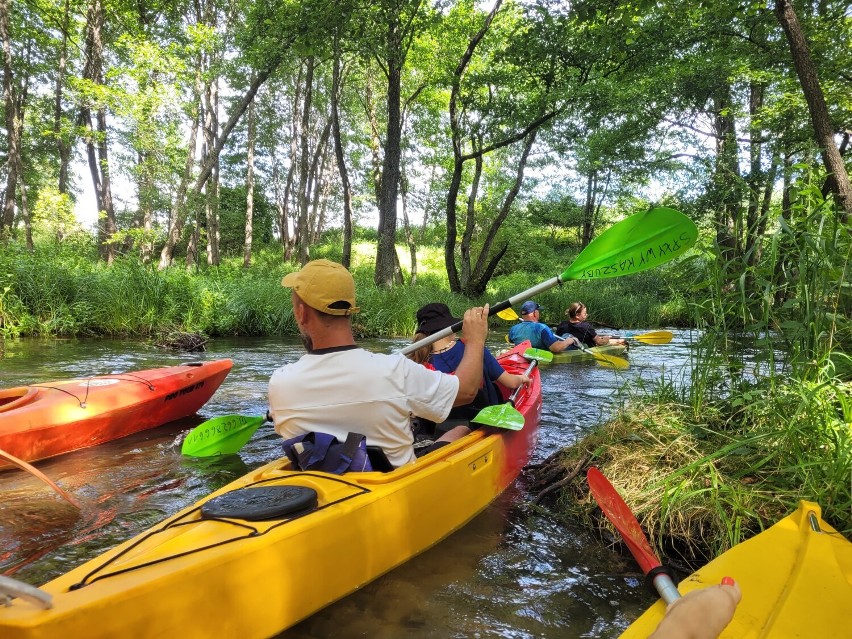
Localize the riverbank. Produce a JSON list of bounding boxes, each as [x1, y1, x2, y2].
[[528, 372, 852, 572]]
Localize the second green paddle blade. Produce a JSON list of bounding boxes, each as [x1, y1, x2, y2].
[[471, 404, 525, 431], [181, 415, 267, 457]]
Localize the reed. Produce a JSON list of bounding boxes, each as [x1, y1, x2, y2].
[[554, 193, 851, 565]]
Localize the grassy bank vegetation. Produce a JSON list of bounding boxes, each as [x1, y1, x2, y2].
[[0, 223, 688, 340], [539, 198, 851, 568]]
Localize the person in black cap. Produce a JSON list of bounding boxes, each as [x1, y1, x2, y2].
[[507, 300, 579, 352], [410, 303, 530, 419]]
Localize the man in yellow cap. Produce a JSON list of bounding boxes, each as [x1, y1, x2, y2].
[[269, 259, 490, 468]]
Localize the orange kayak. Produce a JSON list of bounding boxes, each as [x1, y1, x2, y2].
[[0, 360, 233, 465]]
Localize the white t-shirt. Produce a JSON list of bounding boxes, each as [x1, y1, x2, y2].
[[268, 346, 459, 468]]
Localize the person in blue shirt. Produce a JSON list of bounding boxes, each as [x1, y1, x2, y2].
[[508, 300, 579, 353], [410, 303, 530, 420]]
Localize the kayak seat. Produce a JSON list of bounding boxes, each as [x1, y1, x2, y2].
[[200, 486, 318, 521], [434, 417, 471, 437], [365, 445, 395, 473]]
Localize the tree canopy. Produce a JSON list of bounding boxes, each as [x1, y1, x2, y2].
[[0, 0, 848, 291]]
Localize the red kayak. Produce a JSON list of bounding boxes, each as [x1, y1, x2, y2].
[[0, 360, 233, 466]]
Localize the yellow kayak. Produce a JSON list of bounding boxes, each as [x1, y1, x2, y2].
[[620, 501, 852, 638], [551, 343, 627, 364], [0, 343, 542, 639]]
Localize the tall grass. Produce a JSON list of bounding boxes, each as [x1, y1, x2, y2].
[[0, 230, 689, 339], [559, 191, 851, 566]]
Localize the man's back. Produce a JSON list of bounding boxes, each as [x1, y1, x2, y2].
[[269, 347, 458, 467], [509, 321, 554, 350]]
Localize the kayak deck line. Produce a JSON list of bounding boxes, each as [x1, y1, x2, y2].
[[26, 372, 159, 407], [70, 472, 372, 590]]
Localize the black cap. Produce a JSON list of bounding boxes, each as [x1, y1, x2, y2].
[[416, 303, 461, 335]]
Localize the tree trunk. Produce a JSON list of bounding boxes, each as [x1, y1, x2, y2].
[[444, 0, 503, 293], [16, 153, 31, 250], [711, 88, 741, 264], [0, 0, 19, 232], [306, 115, 332, 243], [203, 73, 221, 266], [374, 19, 404, 288], [581, 171, 597, 247], [243, 98, 256, 268], [158, 63, 202, 269], [462, 131, 537, 297], [138, 148, 154, 263], [308, 133, 330, 243], [81, 0, 116, 263], [273, 67, 303, 262], [745, 81, 765, 256], [296, 57, 315, 265], [331, 39, 354, 268], [54, 0, 72, 194], [459, 145, 483, 290], [775, 0, 852, 221], [400, 168, 417, 285]]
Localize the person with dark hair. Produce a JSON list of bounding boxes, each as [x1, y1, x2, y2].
[[268, 260, 490, 468], [410, 303, 530, 419], [507, 300, 579, 352], [556, 302, 627, 348]]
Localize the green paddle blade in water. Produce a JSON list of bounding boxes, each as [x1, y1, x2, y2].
[[470, 403, 525, 431], [561, 207, 697, 281], [181, 415, 266, 457]]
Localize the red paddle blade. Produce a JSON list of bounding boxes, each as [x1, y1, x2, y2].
[[587, 467, 660, 575]]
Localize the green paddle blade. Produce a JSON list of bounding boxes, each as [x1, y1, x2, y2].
[[181, 415, 266, 457], [523, 347, 553, 363], [561, 207, 697, 281], [471, 403, 525, 431]]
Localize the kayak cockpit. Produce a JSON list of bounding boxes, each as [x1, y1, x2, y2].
[[0, 387, 39, 413]]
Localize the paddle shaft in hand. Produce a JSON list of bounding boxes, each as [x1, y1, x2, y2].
[[587, 467, 680, 603], [470, 353, 539, 430]]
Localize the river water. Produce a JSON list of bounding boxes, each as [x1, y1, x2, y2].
[[0, 331, 693, 638]]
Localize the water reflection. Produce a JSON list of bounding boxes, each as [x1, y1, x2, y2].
[[0, 331, 694, 637]]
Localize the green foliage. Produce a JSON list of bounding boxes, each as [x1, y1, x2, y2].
[[218, 186, 276, 254]]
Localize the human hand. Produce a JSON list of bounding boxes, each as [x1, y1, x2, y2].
[[461, 303, 489, 346], [649, 579, 741, 639]]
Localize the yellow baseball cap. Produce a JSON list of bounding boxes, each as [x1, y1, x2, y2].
[[281, 259, 360, 316]]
